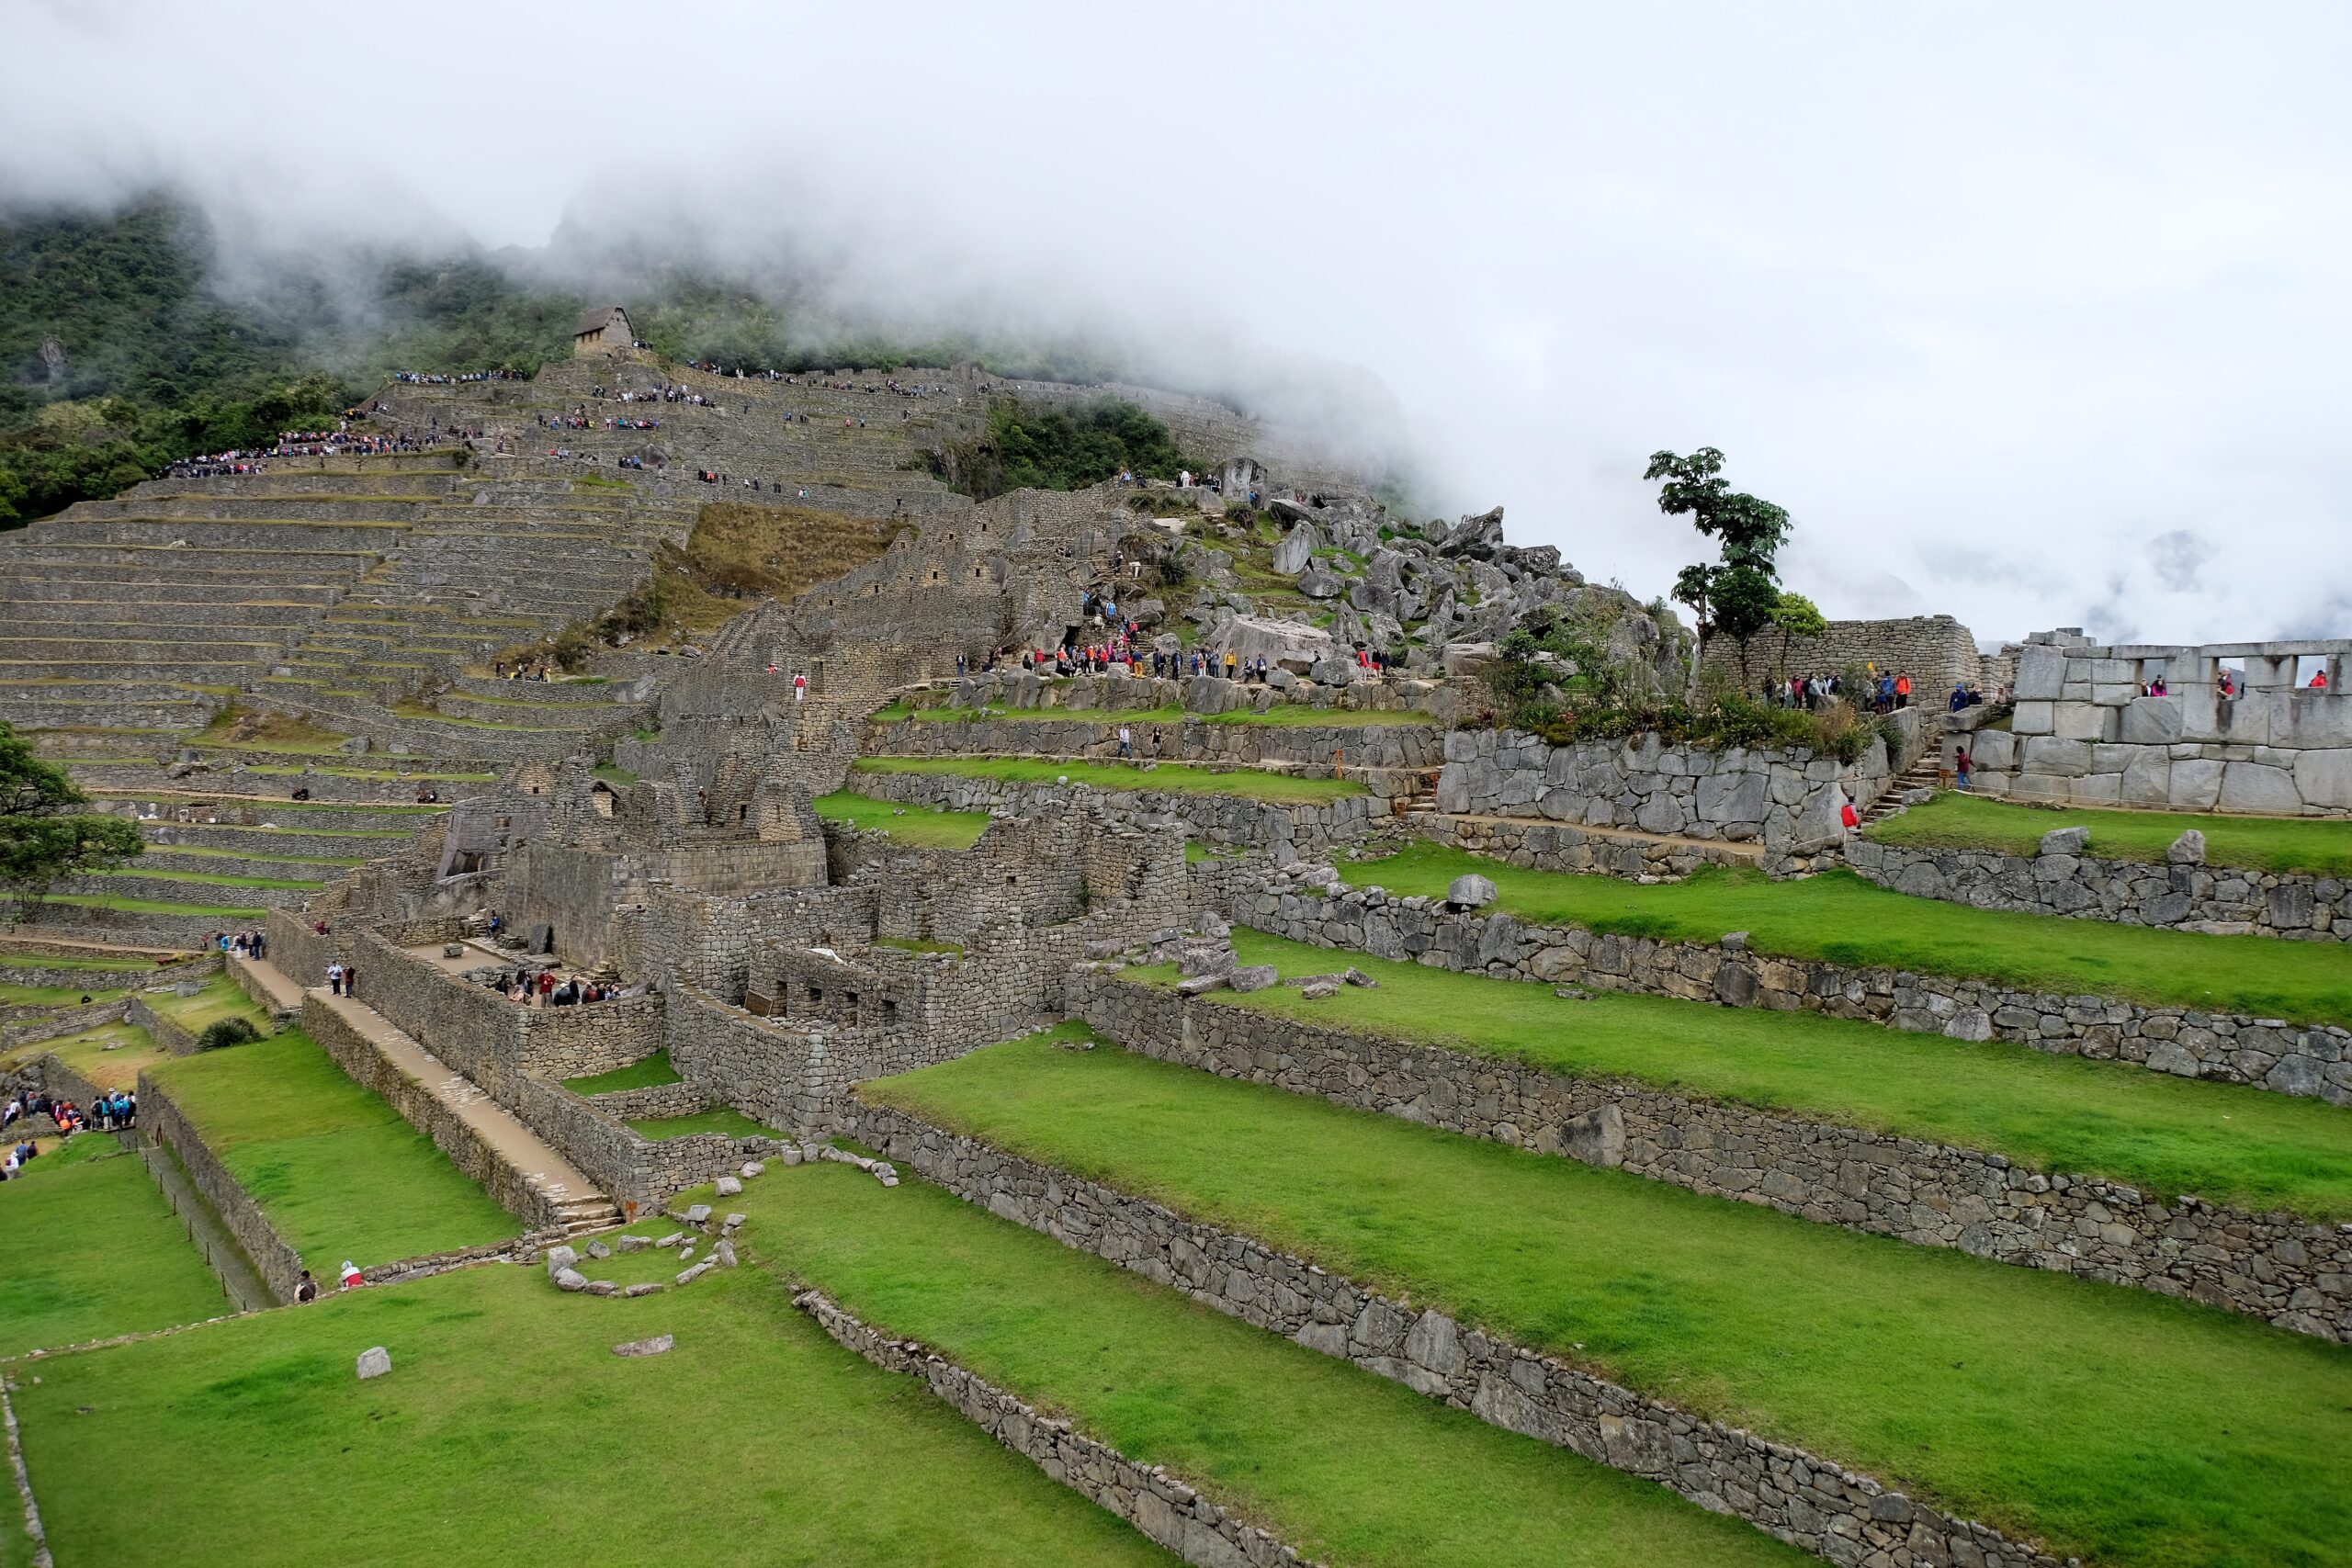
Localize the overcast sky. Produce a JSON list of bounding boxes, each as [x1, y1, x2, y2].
[[6, 1, 2348, 648]]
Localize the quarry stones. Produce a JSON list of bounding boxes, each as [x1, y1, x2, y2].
[[613, 1334, 674, 1358], [356, 1347, 391, 1380], [2167, 829, 2207, 864], [1445, 873, 1498, 908], [2037, 827, 2089, 856]]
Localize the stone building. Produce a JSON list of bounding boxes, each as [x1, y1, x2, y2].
[[1701, 613, 1984, 695], [1967, 633, 2352, 814], [571, 305, 636, 357]]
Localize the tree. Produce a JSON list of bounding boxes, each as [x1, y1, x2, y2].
[[0, 721, 143, 916], [1645, 447, 1792, 691], [1769, 590, 1828, 679]]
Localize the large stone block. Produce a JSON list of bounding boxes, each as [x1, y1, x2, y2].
[[1965, 728, 2015, 770], [2292, 749, 2352, 811], [2119, 698, 2185, 745], [2052, 702, 2113, 742], [2013, 648, 2066, 701], [2168, 758, 2224, 810], [2009, 700, 2054, 734], [2019, 735, 2093, 777], [2120, 750, 2172, 807], [2219, 761, 2301, 815]]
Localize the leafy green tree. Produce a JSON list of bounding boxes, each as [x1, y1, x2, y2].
[[0, 722, 142, 915], [937, 398, 1192, 500], [1646, 447, 1793, 689], [1769, 590, 1828, 679]]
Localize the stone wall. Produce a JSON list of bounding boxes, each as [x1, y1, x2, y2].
[[137, 1072, 299, 1303], [1213, 863, 2352, 1102], [1435, 728, 1894, 852], [1070, 972, 2352, 1341], [1846, 839, 2350, 941], [1702, 614, 1984, 694], [836, 1101, 2055, 1568], [796, 1287, 1311, 1568], [0, 999, 128, 1051], [302, 996, 569, 1232], [1420, 813, 1765, 879], [125, 995, 201, 1057], [1978, 636, 2352, 815], [510, 1071, 786, 1215], [846, 765, 1394, 858], [864, 714, 1444, 776]]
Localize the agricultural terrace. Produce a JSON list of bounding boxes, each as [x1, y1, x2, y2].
[[1140, 930, 2352, 1221], [866, 1030, 2352, 1568], [812, 790, 990, 849], [0, 1136, 228, 1354], [1869, 792, 2352, 878], [145, 1032, 519, 1268], [1340, 843, 2352, 1026]]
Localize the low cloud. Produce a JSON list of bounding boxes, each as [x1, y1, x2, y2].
[[3, 1, 2345, 648]]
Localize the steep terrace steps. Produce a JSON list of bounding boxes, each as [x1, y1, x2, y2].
[[421, 694, 643, 730], [0, 544, 377, 576], [65, 494, 451, 524], [138, 846, 372, 882], [141, 820, 413, 859], [69, 869, 321, 909], [0, 637, 294, 664], [71, 761, 485, 804], [0, 604, 332, 629], [28, 517, 413, 550], [450, 674, 627, 703]]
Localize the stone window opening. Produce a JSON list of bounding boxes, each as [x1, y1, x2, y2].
[[882, 998, 899, 1025], [844, 989, 860, 1017], [590, 784, 616, 818]]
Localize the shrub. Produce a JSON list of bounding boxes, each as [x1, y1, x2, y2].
[[196, 1017, 261, 1051]]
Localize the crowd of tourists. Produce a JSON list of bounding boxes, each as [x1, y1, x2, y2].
[[540, 407, 662, 431], [0, 1086, 139, 1179], [209, 929, 269, 959], [164, 425, 429, 478], [390, 369, 527, 385]]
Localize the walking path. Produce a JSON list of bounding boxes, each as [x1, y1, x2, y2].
[[227, 953, 305, 1016], [307, 989, 616, 1231]]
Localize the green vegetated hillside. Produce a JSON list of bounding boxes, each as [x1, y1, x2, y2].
[[1871, 792, 2352, 877], [0, 193, 1136, 528]]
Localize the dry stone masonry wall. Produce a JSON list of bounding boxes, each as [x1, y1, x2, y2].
[[1846, 838, 2349, 940], [836, 1101, 2059, 1568], [1069, 971, 2352, 1341], [1213, 863, 2352, 1103]]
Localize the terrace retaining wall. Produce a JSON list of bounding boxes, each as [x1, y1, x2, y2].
[[796, 1287, 1317, 1568], [124, 996, 201, 1057], [1211, 865, 2352, 1104], [1070, 971, 2352, 1341], [136, 1072, 299, 1303], [1845, 839, 2350, 941], [0, 1000, 128, 1051], [836, 1100, 2058, 1568], [846, 766, 1392, 857]]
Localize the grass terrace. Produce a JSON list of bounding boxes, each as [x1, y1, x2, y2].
[[813, 790, 989, 850], [147, 1032, 519, 1269], [32, 1022, 170, 1092], [1340, 842, 2352, 1027], [90, 866, 326, 891], [1871, 792, 2352, 878], [854, 755, 1370, 804], [628, 1106, 771, 1141], [868, 1029, 2352, 1568], [734, 1161, 1805, 1568], [0, 1137, 228, 1355], [10, 1265, 1170, 1568], [0, 979, 127, 1009], [560, 1049, 683, 1095], [1148, 931, 2352, 1221], [142, 969, 276, 1039], [37, 893, 268, 919]]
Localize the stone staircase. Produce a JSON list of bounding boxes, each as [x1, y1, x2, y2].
[[1860, 750, 1947, 827]]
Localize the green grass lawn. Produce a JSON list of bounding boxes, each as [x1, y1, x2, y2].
[[561, 1049, 682, 1095], [0, 980, 125, 1008], [144, 970, 275, 1038], [90, 865, 325, 890], [152, 843, 373, 867], [628, 1107, 772, 1141], [37, 893, 267, 919], [1340, 843, 2352, 1026], [148, 1032, 518, 1269], [735, 1162, 1804, 1568], [40, 1023, 168, 1093], [0, 951, 186, 971], [0, 1139, 229, 1354], [1871, 792, 2352, 877], [10, 1265, 1170, 1568], [813, 790, 989, 849], [867, 1031, 2352, 1568], [1151, 931, 2352, 1220], [854, 755, 1369, 804]]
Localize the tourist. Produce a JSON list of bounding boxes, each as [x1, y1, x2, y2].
[[1894, 671, 1912, 709], [344, 964, 357, 999], [1954, 747, 1973, 790], [1118, 724, 1133, 759], [326, 961, 345, 997], [793, 671, 808, 704], [2313, 668, 2332, 689], [296, 1270, 320, 1303], [340, 1260, 365, 1290]]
